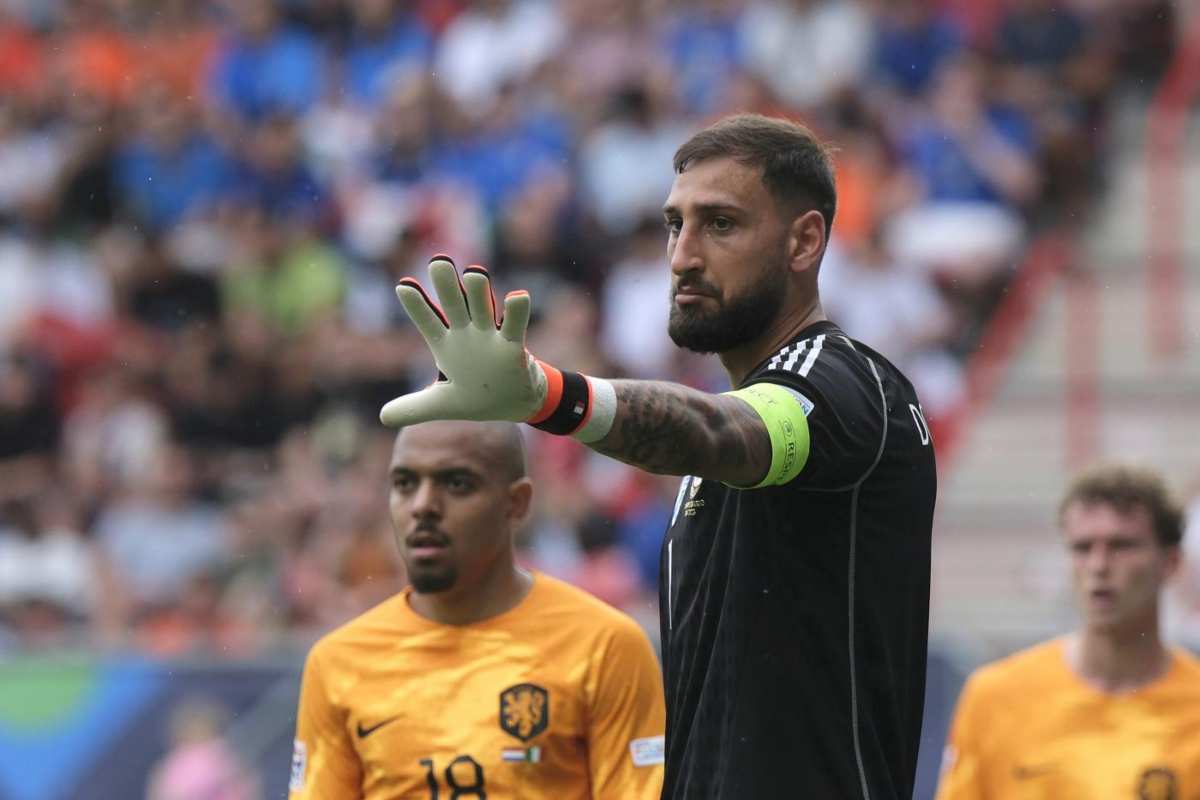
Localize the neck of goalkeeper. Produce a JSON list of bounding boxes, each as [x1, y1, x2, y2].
[[718, 293, 826, 387]]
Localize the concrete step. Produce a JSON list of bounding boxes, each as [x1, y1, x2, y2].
[[931, 525, 1073, 643], [932, 98, 1200, 641], [934, 278, 1200, 639], [1086, 110, 1200, 261], [1004, 272, 1200, 390]]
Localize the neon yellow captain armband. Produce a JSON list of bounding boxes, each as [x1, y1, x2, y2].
[[722, 383, 812, 489]]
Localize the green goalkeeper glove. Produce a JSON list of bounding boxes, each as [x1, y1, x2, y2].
[[379, 257, 616, 441]]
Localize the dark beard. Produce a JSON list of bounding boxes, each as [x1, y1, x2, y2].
[[667, 265, 785, 353], [408, 564, 458, 593]]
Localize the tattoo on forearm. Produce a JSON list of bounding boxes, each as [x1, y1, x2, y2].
[[589, 380, 771, 484]]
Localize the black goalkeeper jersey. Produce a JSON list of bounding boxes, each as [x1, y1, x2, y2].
[[659, 321, 936, 799]]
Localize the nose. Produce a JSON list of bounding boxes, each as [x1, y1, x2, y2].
[[669, 221, 703, 277], [1086, 544, 1112, 575], [409, 479, 442, 520]]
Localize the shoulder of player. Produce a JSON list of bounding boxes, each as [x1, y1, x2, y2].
[[305, 593, 410, 663], [529, 573, 650, 644], [753, 328, 890, 390], [1169, 646, 1200, 681], [963, 638, 1068, 701], [760, 328, 850, 372], [750, 330, 907, 437]]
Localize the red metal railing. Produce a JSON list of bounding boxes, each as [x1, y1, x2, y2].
[[1146, 12, 1200, 357], [935, 234, 1074, 473], [940, 13, 1200, 474]]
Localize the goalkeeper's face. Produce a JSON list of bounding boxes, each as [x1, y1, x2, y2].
[[388, 422, 531, 596], [663, 156, 795, 354]]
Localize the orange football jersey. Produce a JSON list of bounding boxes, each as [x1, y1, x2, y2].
[[936, 638, 1200, 799], [289, 572, 665, 799]]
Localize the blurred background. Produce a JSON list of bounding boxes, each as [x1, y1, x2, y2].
[[0, 0, 1195, 797]]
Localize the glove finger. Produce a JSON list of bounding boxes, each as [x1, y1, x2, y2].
[[395, 280, 448, 344], [498, 290, 531, 344], [429, 257, 470, 329], [380, 384, 454, 427], [462, 267, 498, 330]]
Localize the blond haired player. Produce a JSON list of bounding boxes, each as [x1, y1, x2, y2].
[[288, 420, 665, 799], [937, 464, 1200, 799]]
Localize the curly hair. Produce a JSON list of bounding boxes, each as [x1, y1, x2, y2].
[[1058, 463, 1186, 548]]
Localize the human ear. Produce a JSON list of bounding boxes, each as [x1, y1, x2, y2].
[[1162, 544, 1182, 580], [787, 209, 826, 275], [507, 478, 534, 526]]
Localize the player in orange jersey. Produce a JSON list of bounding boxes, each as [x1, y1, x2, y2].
[[288, 420, 665, 800], [937, 463, 1200, 799]]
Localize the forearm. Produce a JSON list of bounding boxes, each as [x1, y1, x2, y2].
[[588, 380, 771, 486]]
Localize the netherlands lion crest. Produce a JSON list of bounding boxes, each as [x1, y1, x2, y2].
[[1138, 767, 1177, 800], [499, 683, 549, 742]]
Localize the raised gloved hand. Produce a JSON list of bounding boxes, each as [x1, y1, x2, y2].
[[379, 257, 616, 441]]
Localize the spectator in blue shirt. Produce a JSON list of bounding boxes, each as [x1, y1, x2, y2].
[[431, 83, 572, 212], [209, 0, 325, 121], [370, 73, 440, 186], [996, 0, 1086, 70], [342, 0, 433, 108], [904, 56, 1038, 208], [231, 115, 330, 228], [661, 0, 745, 115], [873, 0, 964, 96], [117, 91, 233, 231]]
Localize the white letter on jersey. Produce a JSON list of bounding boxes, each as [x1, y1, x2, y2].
[[909, 404, 931, 446]]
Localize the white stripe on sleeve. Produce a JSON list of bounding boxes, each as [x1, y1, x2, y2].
[[798, 334, 826, 376]]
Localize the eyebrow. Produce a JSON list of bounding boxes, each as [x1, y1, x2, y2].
[[662, 202, 744, 217], [1069, 533, 1145, 545], [389, 466, 480, 480]]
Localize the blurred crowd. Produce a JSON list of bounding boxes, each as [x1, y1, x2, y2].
[[0, 0, 1179, 654]]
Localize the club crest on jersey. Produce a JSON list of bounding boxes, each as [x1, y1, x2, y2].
[[683, 476, 705, 517], [670, 476, 706, 525], [499, 683, 549, 742], [1137, 767, 1177, 800]]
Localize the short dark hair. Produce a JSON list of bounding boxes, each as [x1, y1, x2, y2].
[[1058, 464, 1186, 548], [673, 113, 837, 237]]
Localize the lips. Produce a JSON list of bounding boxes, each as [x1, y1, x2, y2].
[[673, 279, 717, 298], [406, 529, 449, 558], [672, 287, 715, 306]]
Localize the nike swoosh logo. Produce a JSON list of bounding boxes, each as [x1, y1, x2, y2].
[[356, 717, 399, 738], [1013, 764, 1055, 780]]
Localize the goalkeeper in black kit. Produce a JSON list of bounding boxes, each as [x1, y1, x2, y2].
[[380, 114, 937, 800]]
